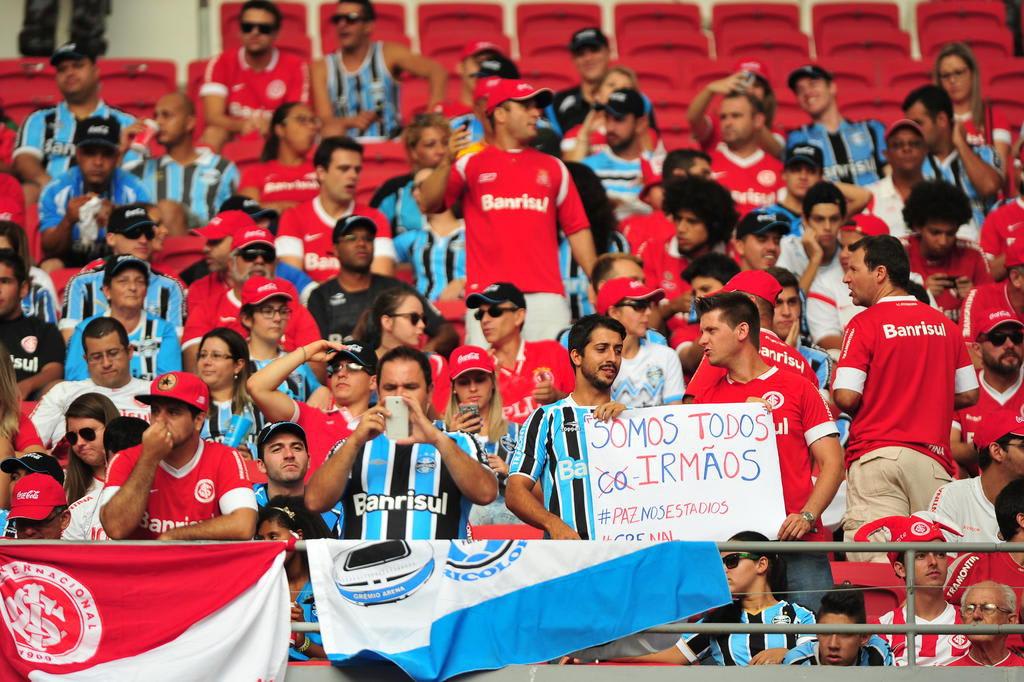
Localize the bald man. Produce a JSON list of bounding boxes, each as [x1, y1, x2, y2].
[[125, 93, 241, 234]]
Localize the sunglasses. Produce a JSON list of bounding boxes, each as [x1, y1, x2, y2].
[[241, 21, 276, 34], [389, 312, 424, 326], [328, 361, 369, 376], [331, 12, 366, 25], [473, 306, 519, 321], [119, 225, 155, 241], [721, 552, 761, 569], [66, 427, 98, 446], [986, 330, 1024, 346], [238, 249, 275, 263], [615, 299, 653, 311]]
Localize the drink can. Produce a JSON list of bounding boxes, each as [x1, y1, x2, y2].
[[224, 414, 254, 448], [130, 119, 159, 154]]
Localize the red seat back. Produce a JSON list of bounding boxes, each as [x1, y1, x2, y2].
[[615, 3, 702, 37], [516, 3, 602, 40]]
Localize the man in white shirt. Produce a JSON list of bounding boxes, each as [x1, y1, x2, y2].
[[932, 408, 1024, 542], [865, 119, 927, 238], [778, 182, 846, 293], [30, 317, 150, 448]]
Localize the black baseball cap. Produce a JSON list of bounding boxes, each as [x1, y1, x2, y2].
[[0, 453, 65, 485], [108, 204, 157, 235], [569, 27, 609, 53], [735, 209, 791, 239], [74, 116, 120, 150], [327, 340, 378, 375], [466, 282, 527, 309], [475, 55, 520, 80], [787, 64, 833, 92], [218, 194, 279, 221], [51, 41, 97, 66], [597, 88, 645, 120], [784, 144, 824, 171], [256, 421, 307, 460], [103, 254, 150, 285], [333, 215, 377, 242]]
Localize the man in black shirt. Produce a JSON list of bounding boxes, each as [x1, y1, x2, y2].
[[546, 28, 611, 138], [0, 251, 64, 398], [307, 215, 456, 354]]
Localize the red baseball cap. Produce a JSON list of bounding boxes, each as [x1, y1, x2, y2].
[[449, 345, 495, 380], [722, 270, 782, 304], [484, 79, 553, 115], [853, 512, 963, 564], [733, 58, 771, 83], [232, 225, 275, 252], [974, 303, 1023, 338], [9, 474, 67, 521], [1006, 239, 1024, 268], [842, 213, 890, 237], [974, 408, 1024, 451], [0, 195, 25, 225], [597, 277, 665, 314], [461, 40, 504, 61], [885, 118, 924, 140], [241, 276, 294, 307], [192, 210, 256, 241], [136, 371, 210, 412]]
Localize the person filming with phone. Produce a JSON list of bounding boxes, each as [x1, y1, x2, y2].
[[305, 345, 497, 539]]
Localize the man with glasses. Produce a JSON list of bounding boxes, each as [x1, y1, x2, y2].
[[31, 317, 151, 448], [199, 0, 309, 152], [866, 120, 928, 238], [421, 79, 596, 343], [65, 255, 181, 382], [61, 204, 186, 342], [466, 282, 573, 424], [38, 117, 151, 268], [948, 582, 1024, 666], [0, 251, 64, 400], [311, 0, 446, 140], [307, 215, 453, 352], [100, 371, 258, 540], [7, 474, 70, 540]]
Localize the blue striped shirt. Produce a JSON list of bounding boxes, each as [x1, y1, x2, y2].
[[371, 174, 425, 235], [679, 600, 816, 665], [786, 119, 887, 186], [250, 354, 322, 403], [13, 100, 138, 177], [560, 231, 628, 320], [581, 149, 654, 221], [65, 313, 181, 381], [126, 151, 239, 224], [922, 149, 1000, 236], [393, 223, 466, 301], [508, 397, 599, 539], [287, 581, 322, 661], [201, 399, 264, 455], [60, 268, 185, 334], [324, 43, 401, 139], [22, 283, 57, 323]]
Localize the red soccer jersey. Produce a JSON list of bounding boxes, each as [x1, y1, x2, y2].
[[686, 329, 820, 400], [495, 340, 576, 424], [954, 368, 1024, 459], [429, 352, 450, 417], [621, 212, 674, 255], [698, 365, 838, 540], [199, 47, 309, 122], [709, 144, 783, 216], [946, 551, 1024, 651], [637, 235, 693, 303], [905, 233, 992, 322], [981, 199, 1024, 261], [103, 440, 253, 540], [877, 604, 970, 666], [0, 172, 25, 225], [185, 271, 229, 323], [180, 278, 320, 350], [238, 160, 319, 206], [293, 401, 355, 475], [835, 295, 976, 471], [947, 651, 1024, 667], [447, 146, 589, 295], [275, 197, 393, 282]]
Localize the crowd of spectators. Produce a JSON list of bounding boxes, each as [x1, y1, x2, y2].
[[4, 0, 1024, 667]]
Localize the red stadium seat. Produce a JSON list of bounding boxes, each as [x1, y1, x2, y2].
[[221, 136, 264, 176], [320, 1, 408, 54], [516, 4, 602, 43], [2, 93, 60, 127], [917, 1, 1006, 37], [358, 140, 410, 199], [623, 57, 685, 91], [880, 59, 931, 92], [100, 59, 178, 120], [840, 88, 904, 125], [986, 58, 1024, 91], [813, 2, 900, 48], [817, 57, 879, 90], [920, 27, 1013, 63], [717, 30, 810, 61], [50, 267, 80, 307], [644, 88, 689, 124], [618, 30, 709, 61], [773, 87, 806, 129], [152, 235, 206, 273], [830, 561, 905, 622], [658, 121, 696, 151], [986, 84, 1024, 133], [185, 59, 209, 139], [0, 59, 57, 118], [220, 1, 308, 48], [677, 58, 733, 93], [614, 3, 702, 37], [400, 77, 430, 120], [470, 524, 545, 540], [517, 58, 577, 91], [712, 3, 800, 44], [422, 32, 511, 73], [517, 27, 577, 60], [817, 27, 911, 61], [418, 4, 504, 41]]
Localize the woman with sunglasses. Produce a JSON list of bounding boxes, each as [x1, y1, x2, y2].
[[255, 496, 331, 661], [197, 328, 262, 456], [443, 345, 521, 526], [0, 221, 58, 324], [60, 393, 119, 540], [239, 102, 320, 213], [618, 531, 815, 665]]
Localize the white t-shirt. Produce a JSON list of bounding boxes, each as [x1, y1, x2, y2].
[[777, 236, 842, 287], [611, 340, 685, 407], [866, 176, 908, 238], [30, 377, 151, 448], [63, 477, 107, 541], [806, 264, 865, 343], [929, 476, 998, 542]]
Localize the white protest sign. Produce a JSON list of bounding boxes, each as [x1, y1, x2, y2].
[[585, 403, 786, 541]]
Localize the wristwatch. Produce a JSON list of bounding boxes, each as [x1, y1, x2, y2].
[[800, 511, 816, 525]]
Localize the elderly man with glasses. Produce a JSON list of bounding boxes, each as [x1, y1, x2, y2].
[[948, 581, 1024, 667]]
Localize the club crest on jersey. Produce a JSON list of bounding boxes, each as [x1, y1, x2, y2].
[[761, 391, 785, 410], [645, 367, 663, 384], [265, 79, 286, 100], [415, 453, 436, 473], [756, 170, 777, 186], [20, 336, 38, 353], [536, 169, 551, 187], [158, 374, 177, 390], [951, 634, 969, 649], [910, 521, 931, 536], [771, 613, 792, 624], [194, 478, 215, 503], [561, 421, 579, 433], [329, 292, 347, 306]]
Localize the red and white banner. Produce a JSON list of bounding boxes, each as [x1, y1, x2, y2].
[[0, 542, 290, 681]]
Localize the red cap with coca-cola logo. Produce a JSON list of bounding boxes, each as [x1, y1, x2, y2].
[[449, 345, 495, 380], [9, 473, 68, 521], [973, 407, 1024, 451], [191, 210, 256, 241], [597, 277, 665, 314], [232, 225, 276, 252], [241, 276, 294, 307], [974, 303, 1024, 339], [136, 371, 210, 412]]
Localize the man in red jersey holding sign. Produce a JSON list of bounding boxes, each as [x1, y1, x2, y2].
[[99, 371, 257, 541], [420, 78, 597, 344]]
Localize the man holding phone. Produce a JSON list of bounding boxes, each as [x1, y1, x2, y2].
[[305, 346, 497, 539]]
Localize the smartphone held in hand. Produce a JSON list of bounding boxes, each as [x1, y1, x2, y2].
[[384, 396, 410, 440]]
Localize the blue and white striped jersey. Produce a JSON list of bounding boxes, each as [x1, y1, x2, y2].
[[250, 353, 323, 403], [201, 399, 264, 455], [784, 635, 893, 666], [581, 149, 654, 221], [922, 149, 1001, 239], [371, 174, 425, 235], [126, 151, 239, 224], [393, 223, 466, 302], [678, 600, 816, 665], [65, 313, 182, 381], [22, 284, 57, 323], [786, 119, 887, 186], [60, 267, 186, 334], [288, 581, 322, 661], [324, 43, 401, 139], [13, 100, 138, 177], [560, 230, 628, 320], [254, 483, 343, 539]]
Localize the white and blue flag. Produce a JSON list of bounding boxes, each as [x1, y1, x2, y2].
[[308, 539, 730, 681]]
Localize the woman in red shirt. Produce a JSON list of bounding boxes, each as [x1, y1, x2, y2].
[[239, 102, 320, 212], [0, 343, 46, 509]]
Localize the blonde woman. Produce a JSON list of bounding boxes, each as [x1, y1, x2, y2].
[[0, 342, 46, 510]]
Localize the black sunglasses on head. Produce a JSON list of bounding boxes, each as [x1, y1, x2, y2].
[[66, 427, 97, 446], [238, 249, 276, 263], [241, 21, 276, 34]]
